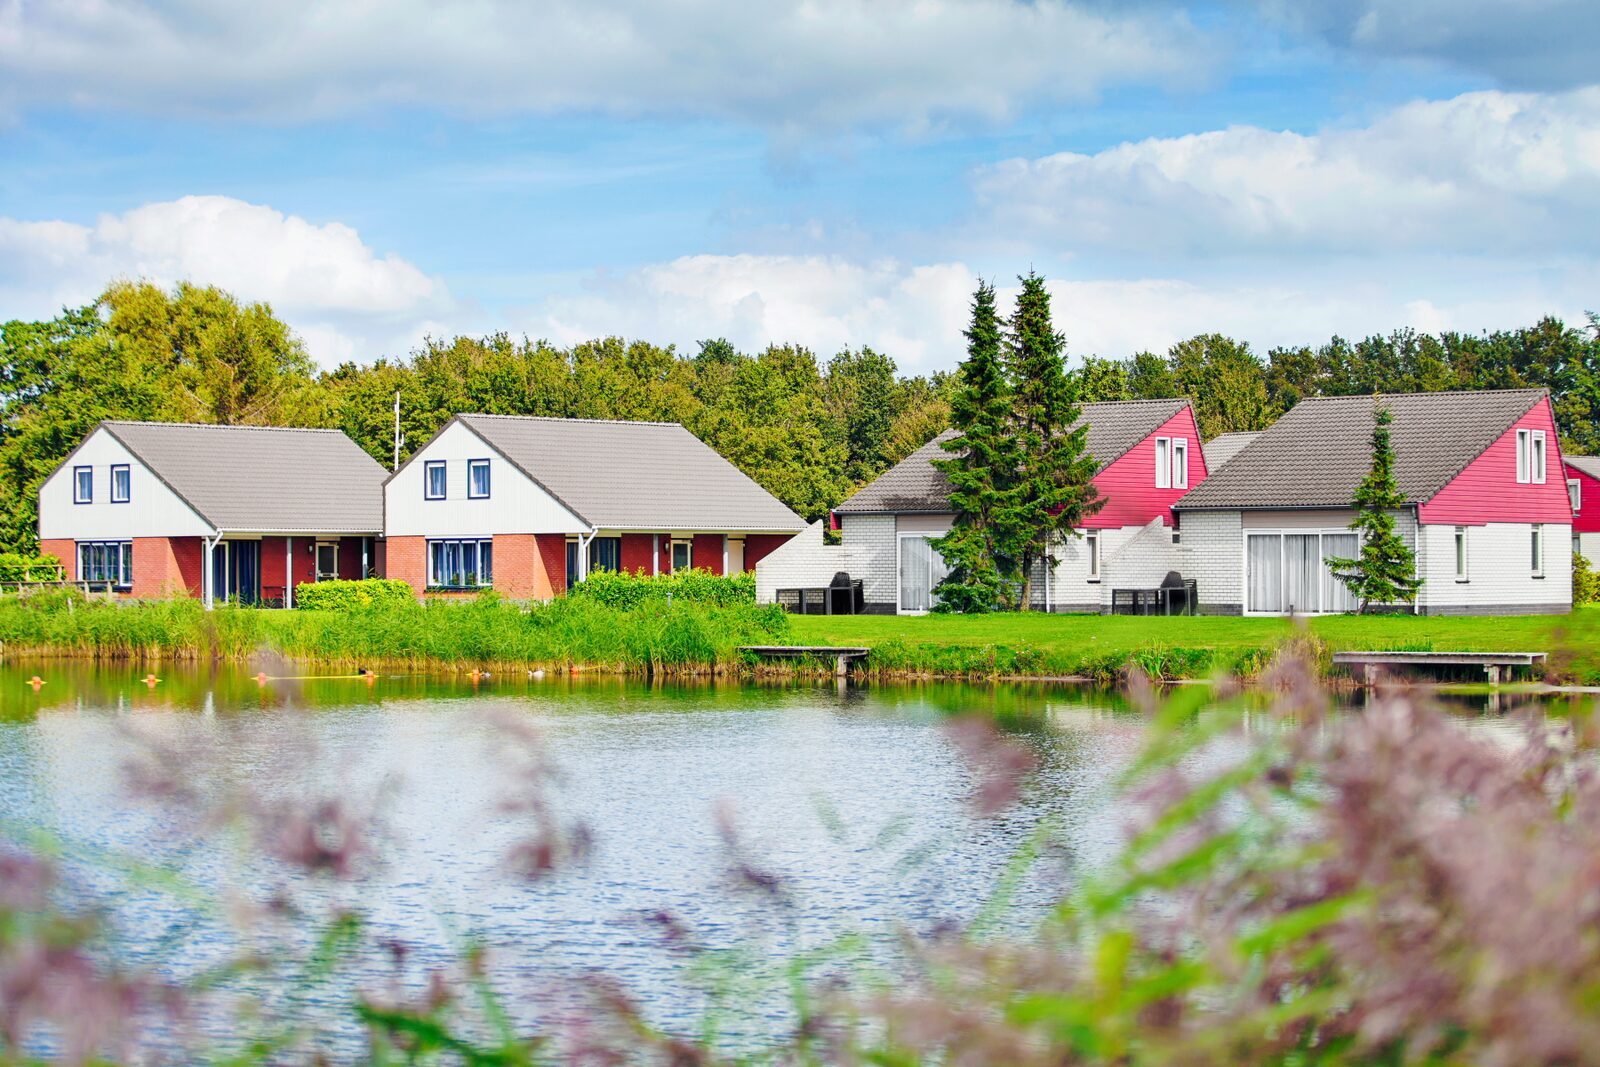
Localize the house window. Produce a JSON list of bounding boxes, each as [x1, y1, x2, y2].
[[78, 541, 132, 588], [1570, 478, 1582, 513], [427, 538, 493, 588], [1155, 438, 1172, 489], [1171, 439, 1189, 489], [589, 536, 622, 573], [424, 461, 447, 500], [566, 539, 579, 589], [468, 458, 491, 499], [1454, 526, 1468, 581], [1531, 524, 1544, 577], [670, 540, 692, 571], [1517, 429, 1547, 484], [110, 464, 130, 503], [1086, 531, 1100, 581], [1246, 531, 1363, 614], [73, 466, 93, 504]]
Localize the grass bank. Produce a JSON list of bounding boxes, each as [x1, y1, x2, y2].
[[3, 592, 1596, 683], [789, 608, 1600, 684]]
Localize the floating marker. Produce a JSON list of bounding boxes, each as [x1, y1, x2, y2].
[[27, 676, 44, 690], [255, 672, 269, 685], [143, 674, 160, 688]]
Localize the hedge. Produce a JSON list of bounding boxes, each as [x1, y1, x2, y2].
[[569, 567, 756, 609], [293, 578, 416, 611], [0, 552, 63, 582]]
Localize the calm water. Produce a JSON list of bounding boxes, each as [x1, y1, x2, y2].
[[0, 663, 1577, 1051]]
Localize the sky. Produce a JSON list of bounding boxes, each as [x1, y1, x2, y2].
[[2, 0, 1598, 373]]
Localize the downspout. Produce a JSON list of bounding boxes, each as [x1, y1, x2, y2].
[[576, 528, 597, 585], [203, 530, 224, 611], [284, 537, 294, 609]]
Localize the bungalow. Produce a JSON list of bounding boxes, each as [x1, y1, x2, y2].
[[38, 421, 388, 606], [383, 415, 806, 597], [1174, 388, 1573, 615], [758, 398, 1208, 613], [1567, 456, 1600, 562]]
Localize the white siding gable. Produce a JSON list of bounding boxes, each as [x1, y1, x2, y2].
[[38, 427, 210, 540], [385, 420, 588, 537]]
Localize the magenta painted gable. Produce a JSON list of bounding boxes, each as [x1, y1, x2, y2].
[[1418, 396, 1574, 525], [1568, 461, 1600, 535], [1086, 405, 1208, 529]]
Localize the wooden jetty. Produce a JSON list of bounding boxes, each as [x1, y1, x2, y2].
[[1332, 650, 1547, 685], [740, 645, 871, 677]]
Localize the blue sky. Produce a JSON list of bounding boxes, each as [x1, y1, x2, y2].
[[2, 1, 1597, 372]]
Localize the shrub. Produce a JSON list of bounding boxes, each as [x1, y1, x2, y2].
[[1575, 552, 1600, 605], [569, 567, 756, 610], [293, 578, 416, 611], [0, 552, 63, 583]]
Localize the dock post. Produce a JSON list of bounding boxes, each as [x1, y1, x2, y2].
[[1485, 664, 1502, 685], [835, 654, 849, 678], [1363, 663, 1376, 687]]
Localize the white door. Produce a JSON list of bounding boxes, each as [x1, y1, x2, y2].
[[315, 542, 339, 581], [726, 538, 745, 574]]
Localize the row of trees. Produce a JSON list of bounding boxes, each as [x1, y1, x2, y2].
[[3, 277, 1598, 556]]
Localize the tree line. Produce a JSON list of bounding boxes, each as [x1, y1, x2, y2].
[[2, 278, 1597, 555]]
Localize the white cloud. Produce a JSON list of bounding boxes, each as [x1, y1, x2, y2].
[[974, 88, 1600, 259], [0, 0, 1210, 133], [1261, 0, 1600, 91], [0, 196, 449, 364]]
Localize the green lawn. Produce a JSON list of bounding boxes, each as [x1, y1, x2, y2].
[[788, 608, 1600, 682]]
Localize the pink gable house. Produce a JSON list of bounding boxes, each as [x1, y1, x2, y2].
[[786, 399, 1209, 613], [1175, 388, 1573, 616]]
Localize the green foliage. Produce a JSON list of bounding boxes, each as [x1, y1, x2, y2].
[[1575, 553, 1600, 605], [1326, 405, 1423, 612], [932, 281, 1024, 613], [292, 579, 415, 611], [0, 552, 61, 582], [568, 567, 756, 609]]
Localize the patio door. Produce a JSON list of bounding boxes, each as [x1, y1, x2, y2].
[[211, 541, 261, 605], [1246, 531, 1364, 615], [899, 535, 950, 614]]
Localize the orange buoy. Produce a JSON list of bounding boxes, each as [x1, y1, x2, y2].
[[27, 676, 44, 691], [255, 672, 270, 685], [143, 674, 160, 688]]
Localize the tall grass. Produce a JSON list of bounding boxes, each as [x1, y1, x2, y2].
[[0, 591, 791, 674]]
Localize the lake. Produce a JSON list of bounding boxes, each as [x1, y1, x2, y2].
[[0, 662, 1577, 1054]]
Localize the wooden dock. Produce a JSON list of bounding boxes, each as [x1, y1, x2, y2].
[[1332, 650, 1547, 685], [739, 645, 871, 677]]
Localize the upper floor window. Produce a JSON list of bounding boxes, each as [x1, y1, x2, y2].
[[111, 464, 130, 504], [73, 466, 93, 504], [1516, 428, 1547, 484], [468, 458, 491, 499], [1570, 478, 1582, 513], [424, 461, 447, 500], [1155, 437, 1188, 489]]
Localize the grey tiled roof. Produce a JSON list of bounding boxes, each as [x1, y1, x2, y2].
[[1175, 388, 1547, 511], [835, 398, 1191, 515], [454, 415, 806, 532], [1202, 432, 1260, 470], [1568, 456, 1600, 481], [101, 421, 387, 533]]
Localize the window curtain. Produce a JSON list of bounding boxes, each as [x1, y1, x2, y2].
[[900, 536, 950, 612], [1282, 534, 1320, 614], [1246, 534, 1281, 614], [1320, 533, 1360, 613]]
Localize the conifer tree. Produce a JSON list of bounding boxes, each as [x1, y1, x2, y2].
[[1327, 404, 1422, 612], [1006, 271, 1102, 610], [930, 281, 1022, 612]]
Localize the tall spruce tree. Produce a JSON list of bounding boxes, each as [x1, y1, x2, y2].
[[1006, 271, 1102, 610], [1327, 404, 1422, 612], [930, 281, 1021, 612]]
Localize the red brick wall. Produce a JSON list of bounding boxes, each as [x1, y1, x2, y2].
[[38, 539, 75, 581], [131, 536, 203, 598], [620, 533, 656, 575], [744, 534, 793, 572], [692, 533, 724, 575], [493, 534, 552, 599], [387, 535, 427, 596], [537, 534, 568, 596]]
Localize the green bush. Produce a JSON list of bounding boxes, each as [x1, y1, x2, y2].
[[293, 578, 416, 611], [569, 567, 756, 609], [1575, 552, 1600, 605], [0, 552, 63, 582]]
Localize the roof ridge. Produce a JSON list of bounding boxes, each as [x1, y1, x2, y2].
[[1296, 387, 1548, 402], [459, 413, 683, 428], [102, 419, 343, 434]]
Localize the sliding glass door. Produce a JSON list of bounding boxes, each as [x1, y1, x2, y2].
[[899, 535, 951, 613], [1246, 531, 1364, 615]]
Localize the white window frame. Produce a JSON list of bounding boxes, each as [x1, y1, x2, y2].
[[426, 537, 494, 588], [1569, 478, 1582, 513], [1241, 527, 1386, 617], [1517, 428, 1547, 484], [467, 458, 491, 500], [1532, 430, 1547, 484], [110, 464, 131, 504], [424, 460, 447, 500], [670, 539, 692, 571], [1517, 429, 1530, 483], [1454, 526, 1468, 582], [896, 532, 952, 615], [73, 466, 93, 504], [1171, 438, 1189, 489], [1531, 524, 1544, 578], [315, 541, 339, 582], [1085, 530, 1100, 581], [1155, 437, 1172, 489]]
